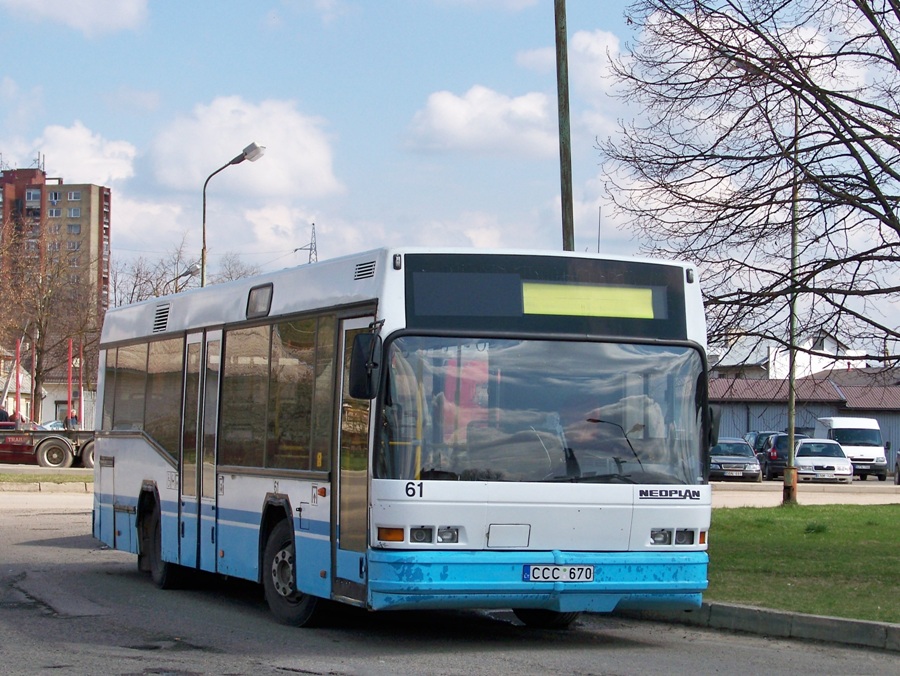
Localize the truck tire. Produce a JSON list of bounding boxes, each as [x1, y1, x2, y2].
[[37, 440, 74, 469], [80, 441, 95, 469]]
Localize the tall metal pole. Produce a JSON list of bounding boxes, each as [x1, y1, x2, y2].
[[554, 0, 575, 251], [784, 95, 800, 505]]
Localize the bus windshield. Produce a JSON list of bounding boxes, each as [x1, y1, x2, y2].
[[375, 336, 706, 485]]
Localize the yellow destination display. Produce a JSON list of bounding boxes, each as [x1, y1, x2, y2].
[[522, 282, 656, 319]]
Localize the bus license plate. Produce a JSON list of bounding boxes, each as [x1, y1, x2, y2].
[[523, 565, 594, 582]]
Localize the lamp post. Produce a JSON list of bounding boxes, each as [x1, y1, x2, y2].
[[201, 142, 266, 287]]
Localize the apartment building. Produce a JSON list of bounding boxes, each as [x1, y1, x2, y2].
[[0, 166, 110, 318]]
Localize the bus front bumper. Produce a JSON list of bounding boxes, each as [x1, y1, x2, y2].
[[366, 549, 708, 613]]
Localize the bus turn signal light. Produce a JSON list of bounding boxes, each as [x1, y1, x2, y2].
[[377, 527, 404, 542]]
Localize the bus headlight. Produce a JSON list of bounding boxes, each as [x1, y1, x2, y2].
[[437, 527, 459, 544], [650, 528, 672, 545], [674, 529, 695, 545], [410, 527, 433, 544]]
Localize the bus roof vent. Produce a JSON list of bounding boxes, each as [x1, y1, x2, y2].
[[354, 260, 376, 280], [152, 303, 171, 333]]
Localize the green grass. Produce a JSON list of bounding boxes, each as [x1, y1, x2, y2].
[[707, 504, 900, 624], [0, 472, 90, 483]]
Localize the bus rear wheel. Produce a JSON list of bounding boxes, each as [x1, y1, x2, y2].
[[146, 502, 182, 589], [513, 608, 580, 629], [37, 440, 74, 468], [263, 519, 320, 626]]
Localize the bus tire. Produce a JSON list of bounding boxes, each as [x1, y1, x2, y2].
[[263, 519, 320, 626], [80, 441, 95, 468], [37, 440, 74, 469], [513, 608, 580, 629], [147, 502, 181, 589]]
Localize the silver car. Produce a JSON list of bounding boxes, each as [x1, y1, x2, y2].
[[795, 438, 853, 483]]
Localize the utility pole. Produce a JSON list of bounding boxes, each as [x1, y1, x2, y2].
[[554, 0, 575, 251]]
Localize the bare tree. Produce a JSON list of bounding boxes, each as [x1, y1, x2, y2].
[[600, 0, 900, 363], [0, 217, 100, 420], [109, 238, 261, 306], [209, 252, 262, 284]]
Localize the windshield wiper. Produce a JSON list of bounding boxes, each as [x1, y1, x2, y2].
[[585, 419, 645, 472]]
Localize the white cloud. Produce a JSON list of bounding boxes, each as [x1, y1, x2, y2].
[[111, 194, 187, 257], [569, 29, 621, 100], [407, 85, 556, 157], [151, 96, 343, 199], [0, 0, 147, 37], [36, 122, 136, 185], [0, 76, 44, 137], [103, 86, 160, 114]]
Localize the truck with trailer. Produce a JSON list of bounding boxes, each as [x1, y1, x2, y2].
[[0, 422, 95, 468]]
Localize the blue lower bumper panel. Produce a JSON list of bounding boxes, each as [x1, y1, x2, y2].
[[367, 549, 708, 613]]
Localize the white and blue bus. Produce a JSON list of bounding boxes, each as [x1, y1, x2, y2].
[[93, 248, 717, 628]]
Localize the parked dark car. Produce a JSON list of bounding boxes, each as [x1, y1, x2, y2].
[[757, 432, 809, 480], [710, 437, 762, 482], [744, 430, 778, 455]]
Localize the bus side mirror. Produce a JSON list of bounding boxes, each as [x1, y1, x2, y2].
[[349, 333, 382, 399]]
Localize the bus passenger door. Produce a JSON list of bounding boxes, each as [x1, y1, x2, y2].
[[180, 330, 222, 572], [333, 317, 374, 603], [180, 334, 202, 569], [198, 331, 222, 572]]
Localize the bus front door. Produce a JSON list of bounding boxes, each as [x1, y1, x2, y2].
[[180, 330, 222, 572], [332, 318, 373, 603]]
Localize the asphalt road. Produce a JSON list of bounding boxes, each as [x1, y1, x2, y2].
[[1, 490, 897, 675]]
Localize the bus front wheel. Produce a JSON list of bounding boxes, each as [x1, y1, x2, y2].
[[263, 519, 320, 626], [513, 608, 580, 629]]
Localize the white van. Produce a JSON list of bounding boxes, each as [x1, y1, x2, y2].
[[813, 417, 889, 481]]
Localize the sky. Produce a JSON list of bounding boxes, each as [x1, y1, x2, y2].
[[0, 0, 639, 275]]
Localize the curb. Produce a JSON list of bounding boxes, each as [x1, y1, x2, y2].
[[617, 602, 900, 652], [0, 482, 93, 493]]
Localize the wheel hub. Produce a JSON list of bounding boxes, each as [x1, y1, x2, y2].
[[271, 547, 295, 598]]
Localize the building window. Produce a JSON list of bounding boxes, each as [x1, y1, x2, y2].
[[67, 241, 81, 251], [67, 207, 81, 218], [25, 189, 41, 202], [48, 208, 61, 218], [48, 241, 61, 252], [48, 223, 61, 234], [48, 191, 61, 202], [68, 191, 82, 201], [69, 255, 81, 267], [67, 223, 81, 235], [25, 240, 38, 251]]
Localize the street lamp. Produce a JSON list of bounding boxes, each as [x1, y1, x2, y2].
[[170, 261, 201, 294], [201, 142, 266, 287]]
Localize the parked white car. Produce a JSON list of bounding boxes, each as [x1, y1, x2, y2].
[[794, 439, 853, 483]]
